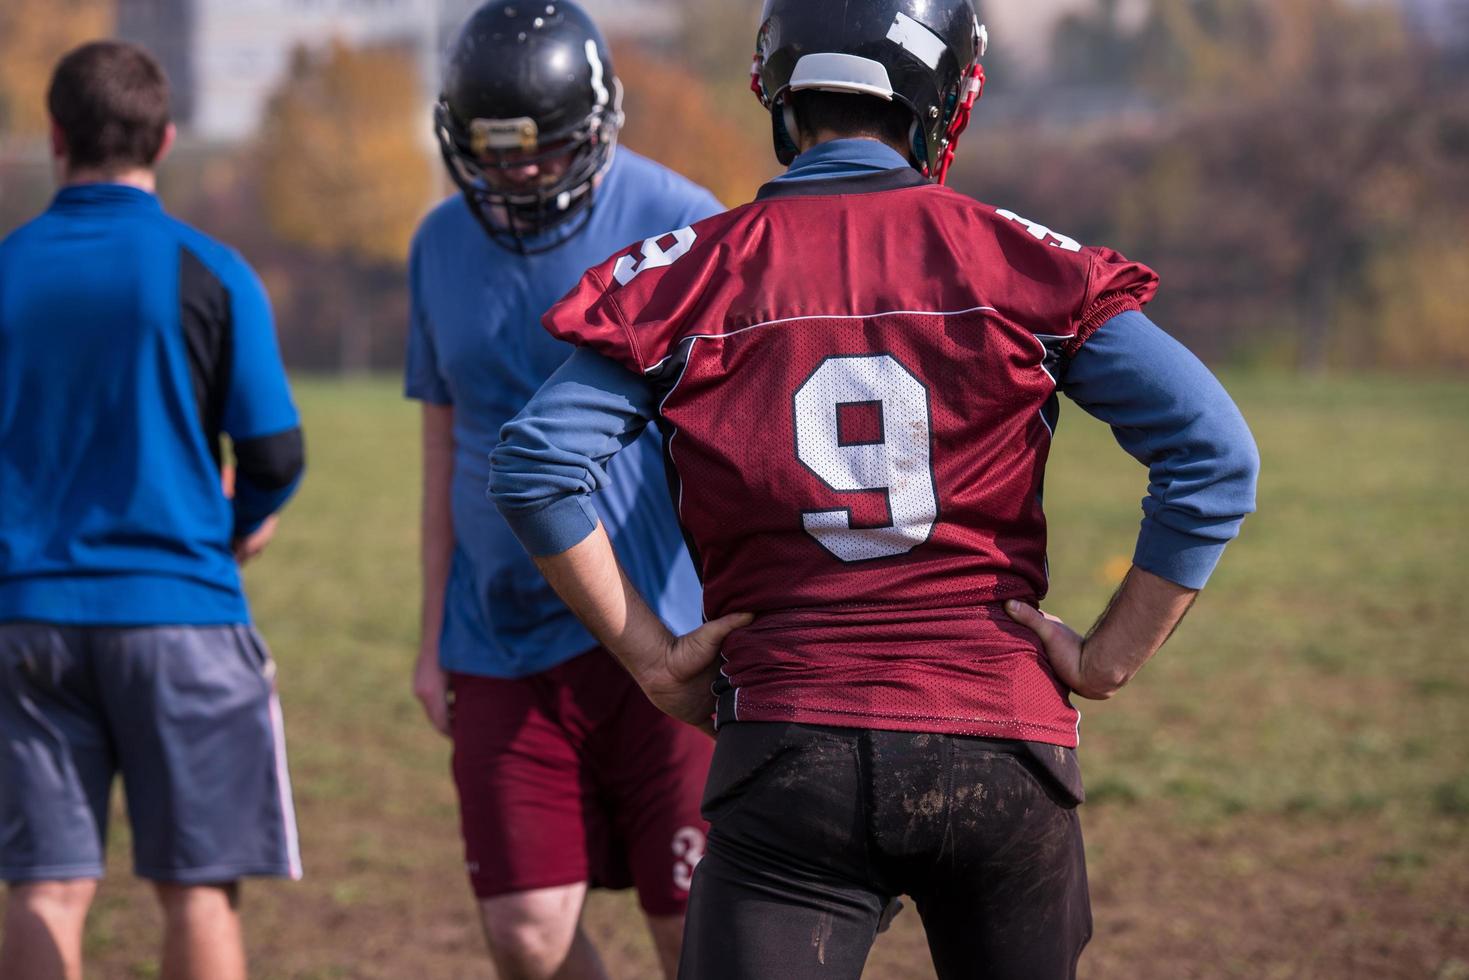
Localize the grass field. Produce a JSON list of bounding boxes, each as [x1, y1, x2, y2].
[[27, 374, 1469, 977]]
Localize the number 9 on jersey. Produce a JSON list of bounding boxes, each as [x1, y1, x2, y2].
[[793, 354, 938, 563]]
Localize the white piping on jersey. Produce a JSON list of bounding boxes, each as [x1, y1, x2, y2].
[[641, 304, 1003, 375], [657, 337, 701, 526], [1034, 333, 1081, 387], [1028, 332, 1075, 436], [719, 663, 739, 725]]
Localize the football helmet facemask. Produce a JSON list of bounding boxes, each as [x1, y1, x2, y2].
[[436, 0, 624, 253]]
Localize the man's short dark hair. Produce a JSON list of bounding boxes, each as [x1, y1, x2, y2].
[[789, 91, 913, 152], [47, 41, 170, 172]]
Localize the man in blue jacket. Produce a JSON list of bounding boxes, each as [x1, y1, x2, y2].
[[0, 41, 304, 980], [406, 4, 721, 977]]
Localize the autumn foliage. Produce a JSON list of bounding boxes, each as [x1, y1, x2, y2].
[[613, 43, 776, 209], [0, 0, 114, 136], [969, 0, 1469, 371], [257, 40, 434, 266]]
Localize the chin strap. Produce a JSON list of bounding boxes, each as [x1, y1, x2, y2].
[[934, 62, 985, 186]]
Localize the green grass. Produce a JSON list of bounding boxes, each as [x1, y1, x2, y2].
[[1041, 373, 1469, 831]]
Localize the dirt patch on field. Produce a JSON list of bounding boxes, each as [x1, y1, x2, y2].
[[25, 804, 1463, 978], [865, 808, 1469, 979]]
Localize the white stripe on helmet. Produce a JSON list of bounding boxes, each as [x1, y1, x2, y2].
[[586, 39, 609, 107]]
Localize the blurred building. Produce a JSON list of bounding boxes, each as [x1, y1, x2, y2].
[[117, 0, 678, 143]]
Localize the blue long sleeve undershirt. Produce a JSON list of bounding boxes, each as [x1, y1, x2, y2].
[[490, 348, 656, 557], [1061, 310, 1258, 587], [490, 309, 1258, 592]]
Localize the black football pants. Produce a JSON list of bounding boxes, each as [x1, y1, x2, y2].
[[679, 723, 1091, 980]]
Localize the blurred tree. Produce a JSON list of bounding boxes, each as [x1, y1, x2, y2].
[[258, 41, 431, 265], [1353, 233, 1469, 369], [969, 0, 1469, 372], [1128, 0, 1270, 98], [1130, 0, 1406, 102], [673, 0, 762, 97], [256, 40, 434, 372], [1165, 0, 1416, 372], [1010, 0, 1467, 372], [1344, 79, 1469, 369], [1051, 0, 1143, 87], [0, 0, 114, 136], [615, 43, 775, 208]]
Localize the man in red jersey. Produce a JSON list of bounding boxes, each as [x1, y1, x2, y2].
[[491, 1, 1259, 976]]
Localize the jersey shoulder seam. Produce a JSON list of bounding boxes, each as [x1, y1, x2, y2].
[[587, 265, 645, 370]]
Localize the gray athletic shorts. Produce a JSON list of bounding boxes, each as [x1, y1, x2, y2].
[[0, 623, 302, 884]]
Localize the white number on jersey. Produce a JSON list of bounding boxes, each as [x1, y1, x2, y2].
[[995, 208, 1083, 253], [671, 826, 705, 892], [612, 226, 697, 286], [793, 354, 938, 563]]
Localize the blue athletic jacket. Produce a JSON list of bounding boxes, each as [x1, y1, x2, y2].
[[0, 184, 303, 625]]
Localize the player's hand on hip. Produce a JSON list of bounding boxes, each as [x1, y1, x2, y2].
[[232, 516, 279, 565], [413, 647, 452, 738], [1005, 600, 1088, 695], [645, 613, 754, 730]]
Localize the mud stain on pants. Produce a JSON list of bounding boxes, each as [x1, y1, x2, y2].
[[812, 912, 833, 965]]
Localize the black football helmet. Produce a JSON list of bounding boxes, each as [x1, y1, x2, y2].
[[750, 0, 988, 184], [435, 0, 624, 253]]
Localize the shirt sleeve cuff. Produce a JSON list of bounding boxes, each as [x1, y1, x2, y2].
[[501, 494, 602, 558], [1131, 520, 1228, 591], [404, 381, 452, 406]]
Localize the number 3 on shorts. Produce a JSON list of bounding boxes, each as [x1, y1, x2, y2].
[[793, 354, 938, 563]]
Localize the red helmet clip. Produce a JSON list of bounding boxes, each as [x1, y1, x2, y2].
[[934, 63, 985, 185], [750, 54, 767, 106]]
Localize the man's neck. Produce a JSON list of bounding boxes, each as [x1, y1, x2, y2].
[[61, 167, 156, 193]]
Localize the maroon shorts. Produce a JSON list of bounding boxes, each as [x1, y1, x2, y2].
[[449, 647, 712, 916]]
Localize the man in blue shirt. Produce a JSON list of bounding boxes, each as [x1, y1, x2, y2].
[[406, 4, 721, 977], [0, 42, 304, 980]]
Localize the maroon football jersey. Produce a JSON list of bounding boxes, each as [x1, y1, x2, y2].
[[543, 170, 1158, 746]]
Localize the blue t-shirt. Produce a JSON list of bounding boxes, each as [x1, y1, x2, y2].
[[0, 184, 302, 625], [405, 148, 720, 678]]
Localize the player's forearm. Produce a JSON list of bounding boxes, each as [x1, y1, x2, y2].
[[530, 522, 675, 685], [491, 347, 658, 557], [419, 405, 455, 655], [231, 426, 305, 536], [1077, 566, 1197, 699]]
